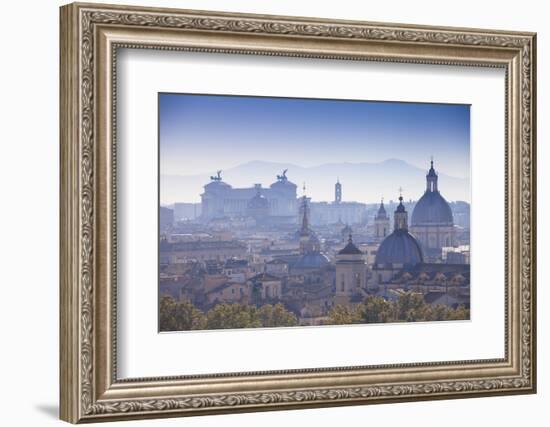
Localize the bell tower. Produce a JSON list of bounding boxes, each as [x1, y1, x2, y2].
[[374, 197, 390, 240], [335, 234, 367, 306], [334, 177, 342, 204]]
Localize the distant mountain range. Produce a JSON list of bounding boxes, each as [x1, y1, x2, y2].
[[160, 159, 470, 205]]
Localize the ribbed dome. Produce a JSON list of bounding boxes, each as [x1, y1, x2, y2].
[[338, 240, 362, 255], [411, 191, 453, 225], [293, 253, 330, 269], [375, 230, 423, 267]]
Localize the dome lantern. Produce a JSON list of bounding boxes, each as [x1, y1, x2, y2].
[[426, 158, 438, 192], [411, 160, 454, 226], [394, 193, 408, 231]]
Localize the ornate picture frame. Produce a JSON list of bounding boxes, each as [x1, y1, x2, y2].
[[60, 2, 536, 423]]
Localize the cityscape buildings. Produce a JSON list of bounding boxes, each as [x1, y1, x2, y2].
[[160, 159, 470, 328]]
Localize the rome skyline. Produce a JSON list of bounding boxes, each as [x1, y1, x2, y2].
[[161, 158, 470, 205], [159, 93, 471, 330], [160, 93, 470, 205]]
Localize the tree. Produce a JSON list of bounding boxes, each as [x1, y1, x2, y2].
[[258, 304, 298, 327], [423, 304, 451, 321], [394, 291, 428, 321], [445, 304, 470, 320], [205, 303, 262, 329], [327, 304, 362, 325], [159, 296, 206, 331], [327, 291, 471, 326], [361, 295, 395, 323]]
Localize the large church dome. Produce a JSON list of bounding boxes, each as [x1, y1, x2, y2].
[[411, 160, 453, 226], [411, 191, 453, 225], [374, 195, 423, 268], [293, 252, 330, 270], [375, 230, 423, 267]]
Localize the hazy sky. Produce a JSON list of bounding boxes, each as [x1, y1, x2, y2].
[[159, 93, 470, 178]]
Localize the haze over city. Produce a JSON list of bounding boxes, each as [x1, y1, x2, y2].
[[160, 93, 470, 205], [161, 158, 470, 205]]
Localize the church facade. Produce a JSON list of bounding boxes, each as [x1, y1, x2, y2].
[[334, 234, 368, 306]]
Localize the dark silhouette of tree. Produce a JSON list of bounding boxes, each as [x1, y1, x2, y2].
[[160, 293, 469, 331], [159, 296, 206, 331], [328, 292, 469, 325], [258, 303, 298, 327], [361, 295, 395, 323], [327, 304, 362, 325], [205, 303, 262, 329]]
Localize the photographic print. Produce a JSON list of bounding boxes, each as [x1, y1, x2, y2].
[[158, 93, 471, 331]]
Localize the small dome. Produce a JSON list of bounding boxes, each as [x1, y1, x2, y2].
[[411, 191, 453, 225], [338, 238, 363, 255], [293, 253, 330, 270], [375, 230, 423, 267]]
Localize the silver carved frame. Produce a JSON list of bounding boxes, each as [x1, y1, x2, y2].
[[59, 2, 537, 423]]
